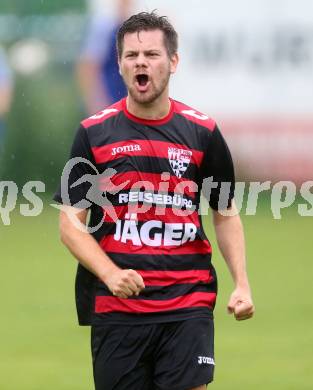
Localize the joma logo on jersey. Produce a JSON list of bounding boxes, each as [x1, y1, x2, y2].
[[198, 356, 215, 365], [112, 144, 141, 156]]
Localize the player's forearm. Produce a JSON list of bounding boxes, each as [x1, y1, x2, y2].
[[212, 207, 250, 289], [76, 60, 108, 113], [59, 211, 119, 283], [0, 88, 13, 115]]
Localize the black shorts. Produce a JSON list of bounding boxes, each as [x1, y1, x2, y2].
[[91, 318, 214, 390]]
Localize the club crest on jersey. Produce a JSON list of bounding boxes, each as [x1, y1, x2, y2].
[[168, 147, 192, 178]]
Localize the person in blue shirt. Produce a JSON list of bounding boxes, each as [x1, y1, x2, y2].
[[76, 0, 133, 115]]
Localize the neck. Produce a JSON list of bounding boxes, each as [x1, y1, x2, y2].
[[126, 93, 171, 120]]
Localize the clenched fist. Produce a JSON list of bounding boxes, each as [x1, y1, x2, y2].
[[104, 268, 145, 299], [227, 287, 255, 321]]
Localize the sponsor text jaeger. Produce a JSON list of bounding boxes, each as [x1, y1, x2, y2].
[[114, 217, 197, 247]]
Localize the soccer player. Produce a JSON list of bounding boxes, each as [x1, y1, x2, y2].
[[55, 11, 255, 390]]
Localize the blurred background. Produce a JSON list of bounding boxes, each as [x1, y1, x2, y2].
[[0, 1, 312, 389]]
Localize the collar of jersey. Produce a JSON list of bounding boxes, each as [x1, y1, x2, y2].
[[122, 97, 174, 126]]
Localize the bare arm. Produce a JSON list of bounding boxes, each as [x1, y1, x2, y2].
[[0, 85, 13, 116], [59, 206, 145, 298], [76, 59, 110, 115], [212, 201, 255, 320]]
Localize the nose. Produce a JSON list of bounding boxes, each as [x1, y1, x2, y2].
[[135, 52, 148, 68]]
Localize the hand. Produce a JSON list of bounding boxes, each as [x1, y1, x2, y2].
[[227, 287, 255, 321], [104, 268, 145, 299]]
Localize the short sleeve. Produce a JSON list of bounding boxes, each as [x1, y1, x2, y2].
[[201, 125, 235, 210], [53, 125, 96, 208], [0, 48, 13, 87]]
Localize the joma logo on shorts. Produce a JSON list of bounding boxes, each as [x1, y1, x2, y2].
[[198, 356, 215, 365], [112, 144, 141, 156]]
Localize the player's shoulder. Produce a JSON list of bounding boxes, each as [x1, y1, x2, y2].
[[81, 99, 123, 129], [172, 99, 216, 132]]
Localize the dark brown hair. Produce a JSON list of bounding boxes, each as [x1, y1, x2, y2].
[[117, 11, 178, 59]]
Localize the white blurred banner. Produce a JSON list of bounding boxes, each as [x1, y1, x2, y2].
[[132, 0, 313, 182]]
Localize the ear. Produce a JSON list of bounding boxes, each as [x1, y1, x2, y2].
[[170, 53, 179, 74]]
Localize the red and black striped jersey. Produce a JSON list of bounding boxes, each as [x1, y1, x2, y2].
[[54, 97, 235, 325]]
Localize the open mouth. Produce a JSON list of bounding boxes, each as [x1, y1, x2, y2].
[[136, 74, 149, 87]]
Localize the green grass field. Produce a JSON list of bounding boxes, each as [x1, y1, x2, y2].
[[0, 200, 312, 389]]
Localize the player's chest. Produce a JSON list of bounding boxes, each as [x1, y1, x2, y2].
[[92, 125, 204, 181]]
